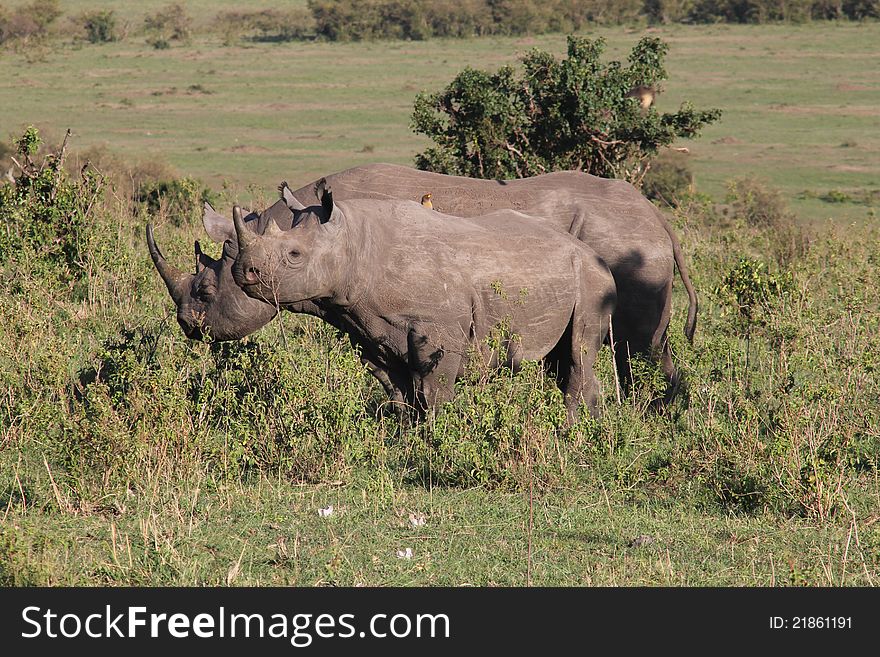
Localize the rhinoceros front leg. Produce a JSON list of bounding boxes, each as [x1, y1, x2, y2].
[[361, 358, 403, 403], [354, 347, 418, 414], [407, 323, 461, 413]]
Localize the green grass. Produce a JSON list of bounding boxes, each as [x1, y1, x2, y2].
[[2, 22, 878, 221], [2, 22, 880, 587], [5, 466, 876, 586]]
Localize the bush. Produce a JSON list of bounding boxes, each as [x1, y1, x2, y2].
[[404, 361, 568, 487], [726, 176, 791, 229], [0, 0, 61, 44], [725, 177, 811, 266], [642, 149, 693, 206], [213, 8, 315, 45], [309, 0, 430, 41], [714, 257, 791, 333], [0, 127, 105, 279], [144, 2, 191, 46], [842, 0, 880, 18], [644, 0, 697, 23], [412, 35, 722, 182], [423, 0, 495, 36], [687, 0, 846, 22], [73, 10, 120, 44], [64, 321, 382, 486], [134, 175, 215, 227]]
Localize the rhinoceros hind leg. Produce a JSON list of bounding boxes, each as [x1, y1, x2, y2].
[[612, 277, 684, 407]]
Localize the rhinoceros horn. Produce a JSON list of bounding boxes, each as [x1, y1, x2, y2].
[[265, 216, 284, 236], [233, 204, 257, 250], [146, 224, 190, 303]]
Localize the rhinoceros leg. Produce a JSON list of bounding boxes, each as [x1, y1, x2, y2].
[[610, 275, 681, 405], [546, 265, 612, 425], [361, 358, 403, 403], [407, 323, 461, 413], [334, 323, 414, 412]]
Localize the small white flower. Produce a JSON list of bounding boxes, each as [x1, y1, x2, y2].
[[396, 548, 414, 560], [317, 505, 334, 518], [409, 512, 426, 527]]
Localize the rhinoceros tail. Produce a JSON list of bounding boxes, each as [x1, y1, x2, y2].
[[657, 209, 698, 343]]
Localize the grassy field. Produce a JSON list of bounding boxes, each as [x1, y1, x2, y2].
[[2, 21, 878, 222], [2, 18, 880, 587]]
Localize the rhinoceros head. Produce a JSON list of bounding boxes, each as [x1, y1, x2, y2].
[[146, 201, 290, 341], [232, 180, 344, 306]]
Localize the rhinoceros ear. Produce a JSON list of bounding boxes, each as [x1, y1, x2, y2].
[[194, 241, 216, 274], [315, 178, 334, 224], [221, 238, 238, 260], [202, 201, 236, 243], [279, 181, 306, 211]]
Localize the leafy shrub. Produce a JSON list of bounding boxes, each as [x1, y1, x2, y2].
[[0, 127, 105, 279], [842, 0, 880, 18], [213, 8, 315, 45], [309, 0, 430, 41], [688, 0, 808, 22], [144, 2, 191, 46], [726, 177, 811, 266], [412, 36, 722, 182], [404, 361, 568, 487], [134, 176, 215, 226], [644, 0, 697, 23], [714, 257, 791, 333], [422, 0, 495, 36], [73, 10, 120, 44], [642, 149, 693, 206], [726, 176, 790, 229], [0, 0, 61, 44], [65, 320, 383, 487]]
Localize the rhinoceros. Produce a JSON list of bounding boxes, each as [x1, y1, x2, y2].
[[146, 162, 696, 401], [231, 183, 617, 422], [147, 199, 410, 403]]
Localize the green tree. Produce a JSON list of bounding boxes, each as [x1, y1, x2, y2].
[[411, 36, 722, 182]]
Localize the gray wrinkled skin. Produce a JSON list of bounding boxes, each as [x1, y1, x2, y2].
[[147, 163, 697, 401], [232, 191, 617, 423], [146, 199, 404, 398]]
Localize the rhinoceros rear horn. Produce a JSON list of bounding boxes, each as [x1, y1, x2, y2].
[[146, 224, 190, 303], [279, 181, 305, 211], [232, 205, 257, 251], [265, 217, 284, 236]]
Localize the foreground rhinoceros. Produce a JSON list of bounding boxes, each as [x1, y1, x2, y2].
[[146, 162, 697, 401], [146, 199, 409, 403], [231, 183, 616, 422]]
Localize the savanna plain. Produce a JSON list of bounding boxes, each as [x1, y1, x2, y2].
[[1, 7, 879, 586]]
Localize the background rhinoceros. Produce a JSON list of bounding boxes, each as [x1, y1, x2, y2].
[[231, 186, 617, 422], [147, 162, 696, 402]]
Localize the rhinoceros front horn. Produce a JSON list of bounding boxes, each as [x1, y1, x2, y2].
[[232, 205, 257, 251], [146, 224, 190, 304]]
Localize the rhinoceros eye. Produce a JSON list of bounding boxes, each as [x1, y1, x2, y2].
[[288, 249, 301, 260]]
